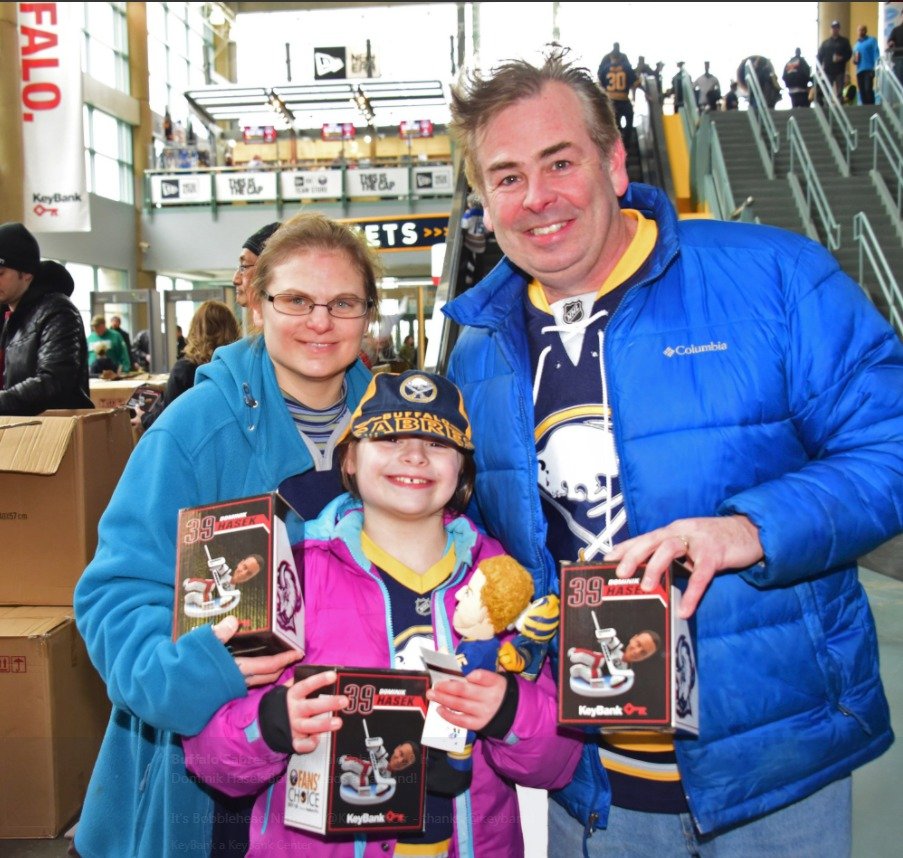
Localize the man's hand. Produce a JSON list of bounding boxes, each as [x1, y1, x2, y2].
[[603, 515, 763, 618], [212, 615, 303, 687], [427, 669, 507, 732]]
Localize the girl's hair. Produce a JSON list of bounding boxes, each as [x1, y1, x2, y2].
[[182, 300, 241, 365], [449, 45, 618, 196], [250, 211, 381, 322], [338, 441, 476, 513]]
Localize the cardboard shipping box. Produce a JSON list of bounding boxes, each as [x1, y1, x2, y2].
[[0, 607, 111, 839], [558, 561, 699, 734], [0, 409, 134, 605], [89, 374, 168, 410], [173, 492, 305, 655]]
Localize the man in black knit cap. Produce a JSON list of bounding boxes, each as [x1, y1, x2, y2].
[[233, 222, 281, 311], [0, 221, 93, 414]]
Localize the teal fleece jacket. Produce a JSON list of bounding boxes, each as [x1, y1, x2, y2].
[[73, 337, 371, 857]]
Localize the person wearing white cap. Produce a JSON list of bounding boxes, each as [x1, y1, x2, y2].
[[0, 221, 92, 414]]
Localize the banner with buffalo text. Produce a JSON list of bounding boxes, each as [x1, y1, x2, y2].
[[18, 2, 90, 232]]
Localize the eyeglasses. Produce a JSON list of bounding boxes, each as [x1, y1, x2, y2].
[[265, 293, 373, 319], [236, 263, 254, 273]]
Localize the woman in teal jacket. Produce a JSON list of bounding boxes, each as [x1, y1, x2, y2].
[[73, 213, 380, 857], [443, 180, 902, 839]]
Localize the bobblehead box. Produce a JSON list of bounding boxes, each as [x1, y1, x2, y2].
[[284, 665, 429, 837], [558, 561, 698, 734], [172, 491, 304, 656]]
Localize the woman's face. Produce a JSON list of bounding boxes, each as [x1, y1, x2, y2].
[[253, 248, 370, 408]]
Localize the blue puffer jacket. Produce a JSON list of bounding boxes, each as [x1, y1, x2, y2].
[[443, 183, 902, 835], [73, 337, 372, 858]]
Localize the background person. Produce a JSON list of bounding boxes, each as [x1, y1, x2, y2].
[[133, 299, 240, 432], [443, 47, 902, 856], [817, 19, 852, 99], [88, 314, 132, 373], [109, 314, 133, 365], [0, 223, 93, 414], [852, 24, 879, 105], [782, 47, 812, 107], [74, 211, 382, 858], [234, 221, 282, 317]]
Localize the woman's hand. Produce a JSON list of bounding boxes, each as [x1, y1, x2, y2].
[[284, 669, 348, 754], [212, 615, 303, 687], [426, 669, 507, 733]]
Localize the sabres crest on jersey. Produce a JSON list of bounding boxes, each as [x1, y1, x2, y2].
[[526, 283, 629, 562]]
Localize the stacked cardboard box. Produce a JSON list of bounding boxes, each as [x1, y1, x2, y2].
[[0, 409, 133, 838]]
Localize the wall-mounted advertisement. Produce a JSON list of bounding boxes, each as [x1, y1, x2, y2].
[[281, 170, 343, 200]]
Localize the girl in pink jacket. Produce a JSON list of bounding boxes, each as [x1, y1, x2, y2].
[[184, 371, 581, 856]]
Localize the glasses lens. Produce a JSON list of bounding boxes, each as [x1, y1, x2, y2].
[[328, 297, 368, 318], [273, 294, 314, 315]]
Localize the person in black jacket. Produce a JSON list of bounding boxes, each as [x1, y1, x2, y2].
[[133, 299, 240, 432], [782, 48, 812, 108], [0, 222, 93, 415], [817, 20, 852, 99]]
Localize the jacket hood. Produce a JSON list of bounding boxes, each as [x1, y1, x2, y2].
[[443, 182, 680, 330], [194, 337, 374, 447]]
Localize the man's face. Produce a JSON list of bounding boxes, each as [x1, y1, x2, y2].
[[858, 25, 866, 39], [92, 322, 107, 336], [0, 267, 32, 310], [232, 556, 261, 584], [388, 742, 415, 773], [623, 632, 657, 663], [474, 81, 630, 301], [233, 248, 259, 308]]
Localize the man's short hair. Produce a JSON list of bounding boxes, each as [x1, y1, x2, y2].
[[91, 314, 106, 327], [449, 46, 618, 197]]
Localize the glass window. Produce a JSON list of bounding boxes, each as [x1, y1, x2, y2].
[[82, 2, 130, 93], [84, 106, 134, 203], [147, 2, 215, 127]]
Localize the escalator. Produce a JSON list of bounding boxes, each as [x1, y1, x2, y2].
[[426, 75, 674, 374]]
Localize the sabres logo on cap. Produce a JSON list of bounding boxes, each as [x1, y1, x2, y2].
[[400, 374, 438, 404]]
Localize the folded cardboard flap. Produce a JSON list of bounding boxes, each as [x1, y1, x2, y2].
[[0, 606, 74, 637], [0, 416, 77, 475]]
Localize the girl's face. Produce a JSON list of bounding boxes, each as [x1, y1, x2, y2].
[[344, 436, 464, 525], [252, 248, 370, 408]]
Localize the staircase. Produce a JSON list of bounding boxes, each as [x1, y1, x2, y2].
[[705, 104, 902, 326]]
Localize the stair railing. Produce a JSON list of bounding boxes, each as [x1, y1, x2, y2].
[[676, 70, 699, 145], [876, 56, 903, 138], [743, 60, 779, 179], [812, 60, 857, 175], [707, 123, 738, 220], [869, 112, 903, 219], [786, 116, 841, 249], [853, 211, 903, 339]]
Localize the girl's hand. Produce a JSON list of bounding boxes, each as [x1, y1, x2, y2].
[[212, 615, 303, 687], [285, 670, 348, 754], [427, 669, 507, 732]]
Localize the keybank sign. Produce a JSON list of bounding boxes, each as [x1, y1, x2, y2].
[[663, 341, 728, 358]]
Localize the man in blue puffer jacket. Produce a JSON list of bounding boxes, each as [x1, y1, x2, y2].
[[442, 48, 902, 856]]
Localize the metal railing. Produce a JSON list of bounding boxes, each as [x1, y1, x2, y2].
[[706, 123, 736, 220], [853, 212, 903, 339], [877, 56, 903, 137], [811, 60, 857, 175], [870, 112, 903, 219], [786, 116, 841, 249], [743, 60, 779, 179]]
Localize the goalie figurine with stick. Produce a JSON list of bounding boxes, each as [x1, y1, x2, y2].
[[182, 546, 263, 619], [567, 610, 660, 697], [337, 719, 418, 805]]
